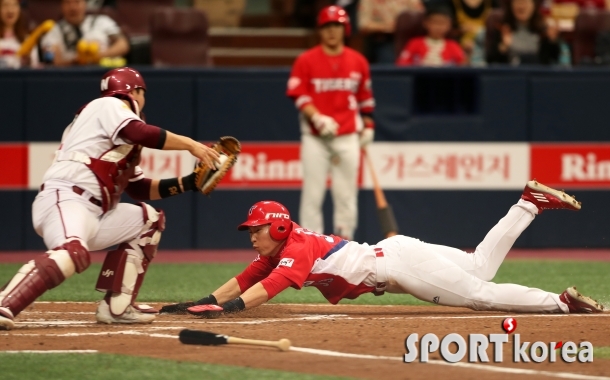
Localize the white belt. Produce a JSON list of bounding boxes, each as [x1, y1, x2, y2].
[[55, 151, 91, 165], [373, 247, 387, 294]]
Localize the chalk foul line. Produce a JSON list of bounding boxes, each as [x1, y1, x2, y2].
[[8, 330, 609, 380], [290, 347, 610, 380]]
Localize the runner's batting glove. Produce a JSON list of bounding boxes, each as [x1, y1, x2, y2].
[[159, 294, 217, 315], [311, 113, 339, 137], [359, 128, 374, 147]]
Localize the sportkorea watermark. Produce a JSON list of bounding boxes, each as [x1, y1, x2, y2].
[[404, 317, 594, 364]]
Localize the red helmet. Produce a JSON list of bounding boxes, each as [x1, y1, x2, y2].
[[317, 5, 351, 37], [238, 201, 292, 241], [100, 67, 146, 96]]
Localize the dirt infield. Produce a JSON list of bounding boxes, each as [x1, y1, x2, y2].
[[2, 302, 610, 379], [1, 248, 610, 264]]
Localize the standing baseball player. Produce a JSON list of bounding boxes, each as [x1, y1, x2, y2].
[[161, 180, 605, 316], [287, 5, 375, 240], [0, 67, 229, 330]]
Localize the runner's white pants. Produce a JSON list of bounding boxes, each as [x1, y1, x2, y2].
[[300, 133, 360, 239], [377, 199, 568, 313]]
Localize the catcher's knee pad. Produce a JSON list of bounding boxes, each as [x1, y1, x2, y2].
[[96, 204, 164, 316], [48, 238, 91, 275], [138, 202, 165, 260], [0, 254, 66, 317]]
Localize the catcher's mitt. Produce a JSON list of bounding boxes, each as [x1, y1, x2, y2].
[[194, 136, 241, 195]]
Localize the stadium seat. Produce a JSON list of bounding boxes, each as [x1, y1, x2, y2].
[[27, 0, 62, 25], [484, 8, 504, 59], [150, 8, 212, 67], [394, 10, 426, 58], [116, 0, 174, 36], [573, 8, 610, 65]]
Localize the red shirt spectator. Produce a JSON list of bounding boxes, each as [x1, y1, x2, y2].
[[396, 6, 466, 66], [396, 37, 465, 66]]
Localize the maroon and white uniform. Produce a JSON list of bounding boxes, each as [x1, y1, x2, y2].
[[237, 201, 568, 313], [287, 44, 375, 239], [0, 68, 165, 329]]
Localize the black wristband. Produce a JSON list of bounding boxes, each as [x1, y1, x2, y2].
[[181, 172, 197, 192], [195, 294, 218, 306], [158, 178, 182, 198], [222, 297, 246, 314]]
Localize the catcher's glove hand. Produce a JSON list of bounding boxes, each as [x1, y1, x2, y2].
[[193, 136, 241, 195]]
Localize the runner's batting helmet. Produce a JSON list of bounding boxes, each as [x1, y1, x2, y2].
[[238, 201, 292, 241], [100, 67, 146, 96], [317, 5, 351, 37]]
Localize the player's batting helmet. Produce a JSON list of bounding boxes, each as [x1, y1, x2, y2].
[[238, 201, 293, 241], [317, 5, 351, 37], [100, 67, 146, 96]]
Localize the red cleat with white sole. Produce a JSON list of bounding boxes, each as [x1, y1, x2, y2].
[[559, 287, 606, 313], [521, 180, 581, 213]]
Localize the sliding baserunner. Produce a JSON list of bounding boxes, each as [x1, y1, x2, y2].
[[161, 180, 606, 317]]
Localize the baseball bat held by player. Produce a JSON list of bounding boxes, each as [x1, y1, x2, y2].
[[363, 148, 399, 237]]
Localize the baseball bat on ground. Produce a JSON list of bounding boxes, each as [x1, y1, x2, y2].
[[179, 329, 292, 352], [363, 148, 399, 238]]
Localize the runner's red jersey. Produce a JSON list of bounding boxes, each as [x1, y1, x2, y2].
[[286, 46, 375, 136], [235, 223, 378, 304]]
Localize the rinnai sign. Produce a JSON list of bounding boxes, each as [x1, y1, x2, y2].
[[4, 142, 610, 190], [531, 144, 610, 188]]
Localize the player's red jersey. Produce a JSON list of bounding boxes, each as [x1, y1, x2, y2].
[[235, 223, 378, 304], [396, 37, 465, 67], [286, 46, 375, 136]]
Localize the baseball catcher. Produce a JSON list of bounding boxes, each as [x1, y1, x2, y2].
[[0, 67, 239, 330], [161, 180, 606, 317]]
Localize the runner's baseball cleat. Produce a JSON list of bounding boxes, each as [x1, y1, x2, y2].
[[0, 307, 14, 330], [96, 300, 156, 324], [559, 287, 606, 313], [521, 180, 581, 213]]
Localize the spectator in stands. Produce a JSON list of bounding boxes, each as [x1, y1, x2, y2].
[[358, 0, 424, 63], [40, 0, 128, 66], [486, 0, 560, 65], [396, 6, 465, 66], [86, 0, 116, 11], [0, 0, 38, 68], [448, 0, 498, 57]]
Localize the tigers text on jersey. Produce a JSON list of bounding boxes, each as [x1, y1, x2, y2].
[[286, 46, 375, 136], [235, 223, 378, 304]]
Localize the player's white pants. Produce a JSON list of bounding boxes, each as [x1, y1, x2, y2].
[[379, 199, 568, 313], [300, 133, 360, 239], [32, 184, 146, 252]]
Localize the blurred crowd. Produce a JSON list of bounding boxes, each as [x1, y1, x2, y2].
[[1, 0, 610, 69]]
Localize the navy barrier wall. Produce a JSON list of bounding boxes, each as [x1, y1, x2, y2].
[[1, 67, 609, 250]]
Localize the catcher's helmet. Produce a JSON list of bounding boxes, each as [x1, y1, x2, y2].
[[238, 201, 292, 241], [317, 5, 351, 37], [100, 67, 146, 96]]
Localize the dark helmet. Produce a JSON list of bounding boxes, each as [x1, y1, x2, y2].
[[100, 67, 146, 97]]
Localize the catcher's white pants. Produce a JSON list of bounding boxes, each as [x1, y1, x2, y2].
[[378, 199, 568, 313], [32, 181, 146, 251], [299, 133, 360, 239]]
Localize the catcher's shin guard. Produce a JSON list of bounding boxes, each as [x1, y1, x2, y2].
[[96, 203, 165, 316], [0, 239, 89, 319]]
